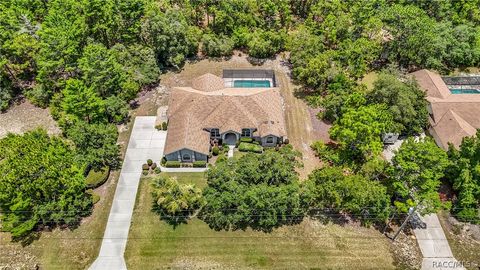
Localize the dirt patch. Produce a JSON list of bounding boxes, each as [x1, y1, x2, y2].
[[0, 100, 61, 138], [389, 230, 423, 270], [0, 237, 39, 270]]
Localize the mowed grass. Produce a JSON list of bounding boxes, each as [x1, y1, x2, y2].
[[125, 172, 396, 269]]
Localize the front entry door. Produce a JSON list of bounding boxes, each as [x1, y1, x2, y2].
[[224, 133, 237, 145]]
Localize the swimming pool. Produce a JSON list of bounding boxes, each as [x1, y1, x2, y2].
[[233, 80, 271, 88], [450, 88, 480, 94]]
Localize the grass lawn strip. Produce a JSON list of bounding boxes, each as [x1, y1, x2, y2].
[[125, 172, 395, 269]]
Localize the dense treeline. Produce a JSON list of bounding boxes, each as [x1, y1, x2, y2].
[[3, 0, 480, 111], [2, 0, 480, 236]]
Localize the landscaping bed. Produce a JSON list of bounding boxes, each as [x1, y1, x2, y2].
[[238, 142, 263, 153]]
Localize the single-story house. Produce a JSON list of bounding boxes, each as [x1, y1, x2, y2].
[[162, 70, 287, 162], [411, 69, 480, 149]]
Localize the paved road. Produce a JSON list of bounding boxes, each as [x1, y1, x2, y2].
[[413, 214, 466, 270], [90, 117, 166, 270]]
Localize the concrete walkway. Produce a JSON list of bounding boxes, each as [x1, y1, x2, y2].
[[159, 167, 208, 173], [89, 117, 166, 270], [227, 146, 234, 159], [413, 214, 465, 270]]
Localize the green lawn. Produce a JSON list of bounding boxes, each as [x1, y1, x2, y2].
[[125, 172, 396, 269]]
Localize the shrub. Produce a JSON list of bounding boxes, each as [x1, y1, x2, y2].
[[142, 170, 149, 175], [155, 124, 162, 130], [238, 142, 263, 153], [162, 121, 168, 130], [240, 137, 253, 143], [142, 164, 149, 170], [284, 138, 290, 145], [212, 146, 220, 156], [151, 162, 157, 169], [154, 167, 161, 174], [85, 166, 110, 188], [193, 161, 207, 167], [161, 157, 167, 165], [147, 159, 153, 166], [216, 155, 227, 164], [86, 189, 100, 204], [165, 161, 181, 168]]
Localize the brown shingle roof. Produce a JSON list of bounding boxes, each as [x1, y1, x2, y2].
[[430, 110, 477, 149], [411, 69, 480, 149], [191, 73, 225, 92], [411, 69, 451, 99], [163, 76, 286, 155]]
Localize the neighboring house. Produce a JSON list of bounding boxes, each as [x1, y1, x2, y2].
[[162, 70, 287, 162], [411, 69, 480, 149]]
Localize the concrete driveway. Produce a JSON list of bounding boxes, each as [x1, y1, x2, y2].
[[413, 214, 466, 270], [89, 116, 166, 270]]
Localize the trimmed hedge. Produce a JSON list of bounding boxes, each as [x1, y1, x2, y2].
[[212, 146, 220, 156], [87, 189, 100, 204], [193, 161, 207, 167], [240, 137, 253, 143], [238, 142, 263, 153], [85, 166, 110, 188], [165, 161, 181, 168]]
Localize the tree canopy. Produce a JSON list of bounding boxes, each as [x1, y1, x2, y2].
[[303, 166, 391, 224], [0, 130, 92, 237], [329, 104, 397, 163], [200, 146, 304, 231], [367, 71, 429, 135], [151, 176, 204, 226], [389, 137, 449, 214], [446, 132, 480, 223]]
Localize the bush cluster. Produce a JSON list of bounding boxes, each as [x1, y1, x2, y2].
[[238, 142, 263, 153], [193, 161, 207, 168], [240, 137, 253, 143], [165, 161, 181, 168], [85, 166, 110, 189]]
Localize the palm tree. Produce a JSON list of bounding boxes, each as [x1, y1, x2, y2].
[[151, 176, 204, 225]]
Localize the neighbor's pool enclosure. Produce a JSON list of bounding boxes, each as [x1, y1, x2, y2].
[[223, 69, 277, 88], [442, 75, 480, 94]]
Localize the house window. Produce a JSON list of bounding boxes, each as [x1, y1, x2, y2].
[[266, 136, 274, 144], [182, 153, 191, 161], [210, 128, 220, 137], [241, 128, 251, 137]]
